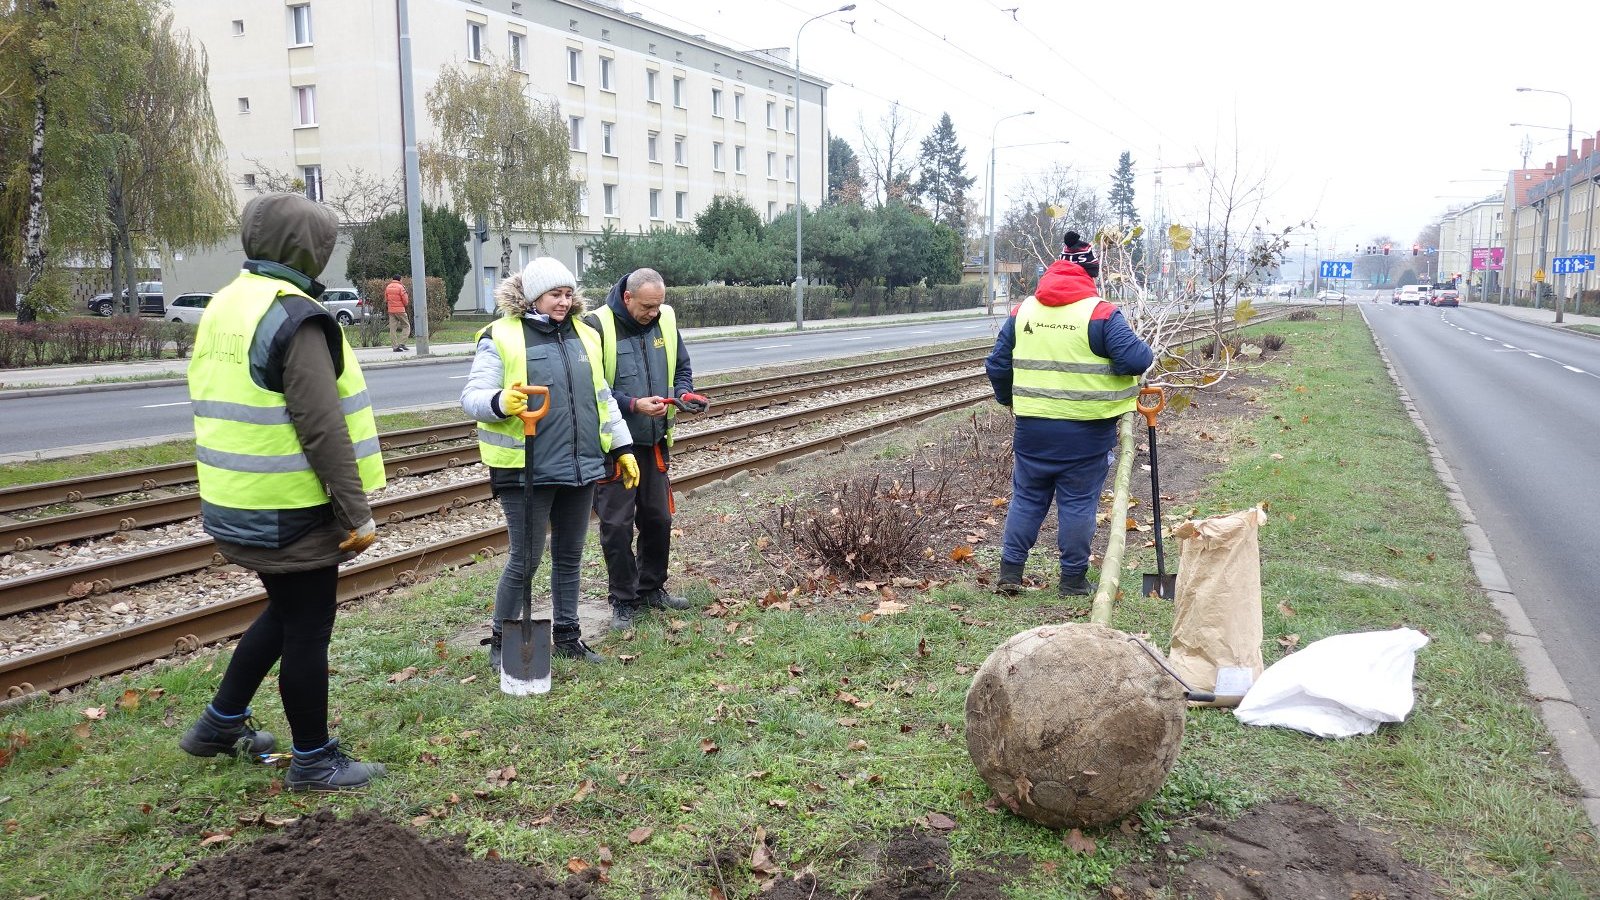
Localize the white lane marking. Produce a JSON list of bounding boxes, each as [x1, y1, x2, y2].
[[909, 329, 933, 334], [1501, 343, 1517, 349], [747, 343, 792, 350], [141, 401, 190, 408], [1564, 366, 1587, 374], [1483, 336, 1497, 341], [448, 374, 469, 379], [1528, 353, 1545, 359], [839, 336, 872, 341]]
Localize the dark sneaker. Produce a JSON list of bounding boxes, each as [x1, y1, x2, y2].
[[285, 739, 386, 792], [553, 639, 604, 663], [997, 561, 1026, 595], [180, 706, 276, 758], [481, 632, 502, 673], [393, 346, 405, 352], [642, 588, 691, 611], [610, 606, 638, 634], [1059, 571, 1092, 597]]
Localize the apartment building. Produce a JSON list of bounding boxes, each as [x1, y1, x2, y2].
[[164, 0, 832, 310], [1436, 197, 1503, 300], [1499, 135, 1600, 305]]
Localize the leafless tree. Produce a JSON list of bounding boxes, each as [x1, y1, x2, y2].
[[241, 157, 405, 226], [857, 103, 917, 207]]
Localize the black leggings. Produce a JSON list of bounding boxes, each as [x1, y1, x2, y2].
[[211, 566, 338, 752]]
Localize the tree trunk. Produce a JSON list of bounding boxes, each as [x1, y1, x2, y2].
[[17, 74, 49, 324], [500, 234, 511, 280], [109, 170, 139, 317], [1090, 412, 1138, 626]]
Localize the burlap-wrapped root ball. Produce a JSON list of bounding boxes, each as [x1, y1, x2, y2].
[[965, 622, 1186, 828]]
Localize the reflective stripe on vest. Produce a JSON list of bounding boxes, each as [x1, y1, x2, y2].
[[475, 316, 612, 468], [1011, 296, 1138, 420], [595, 304, 679, 445], [189, 272, 386, 516]]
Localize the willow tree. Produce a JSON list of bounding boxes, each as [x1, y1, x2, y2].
[[421, 60, 578, 277], [100, 9, 233, 310]]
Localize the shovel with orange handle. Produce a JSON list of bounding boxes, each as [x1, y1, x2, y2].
[[501, 382, 553, 696], [1138, 386, 1176, 600]]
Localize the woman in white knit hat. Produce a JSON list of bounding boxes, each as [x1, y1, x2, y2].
[[460, 257, 639, 669]]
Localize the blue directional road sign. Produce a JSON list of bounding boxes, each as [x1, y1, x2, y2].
[[1319, 260, 1354, 279], [1552, 255, 1596, 275]]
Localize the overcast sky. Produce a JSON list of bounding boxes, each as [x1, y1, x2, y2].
[[628, 0, 1594, 257]]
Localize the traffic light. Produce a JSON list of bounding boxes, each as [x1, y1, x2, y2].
[[1412, 244, 1419, 256], [1383, 244, 1391, 256]]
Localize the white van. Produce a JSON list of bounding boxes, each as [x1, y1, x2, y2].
[[1395, 284, 1432, 306]]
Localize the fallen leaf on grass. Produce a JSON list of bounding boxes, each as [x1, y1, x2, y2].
[[1277, 601, 1295, 617], [847, 739, 868, 751], [924, 812, 957, 831], [487, 765, 518, 787], [198, 831, 233, 848], [411, 814, 433, 827], [627, 826, 653, 844], [81, 707, 107, 720], [700, 738, 720, 755], [1277, 634, 1300, 651], [916, 637, 930, 658], [751, 829, 779, 877], [1270, 453, 1284, 460], [767, 798, 789, 809], [117, 690, 141, 711], [1063, 828, 1096, 855], [948, 545, 974, 563], [571, 779, 596, 802], [1476, 632, 1494, 644], [387, 666, 418, 684], [458, 674, 477, 685], [873, 599, 907, 616], [1385, 545, 1403, 557], [567, 858, 591, 874]]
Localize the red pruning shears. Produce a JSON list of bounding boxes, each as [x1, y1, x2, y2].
[[646, 392, 711, 413]]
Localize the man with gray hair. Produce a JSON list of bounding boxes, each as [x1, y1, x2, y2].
[[587, 268, 710, 632]]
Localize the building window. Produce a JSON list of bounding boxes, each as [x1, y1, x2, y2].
[[674, 135, 685, 166], [675, 191, 687, 220], [231, 19, 245, 36], [302, 165, 323, 202], [568, 115, 584, 150], [294, 86, 317, 127], [766, 151, 776, 178], [767, 201, 777, 221], [646, 69, 658, 101], [288, 4, 312, 46], [672, 76, 684, 108], [647, 131, 659, 162], [599, 57, 613, 91], [649, 189, 661, 220], [785, 155, 794, 181], [577, 185, 589, 216], [236, 97, 250, 114], [603, 183, 617, 216], [575, 246, 587, 277], [734, 93, 744, 121], [766, 101, 775, 129], [601, 121, 615, 156], [785, 105, 794, 132], [519, 243, 534, 269], [711, 88, 723, 117], [567, 47, 582, 84], [242, 173, 257, 189], [712, 141, 724, 171], [466, 22, 483, 61], [734, 145, 745, 173], [508, 33, 525, 70]]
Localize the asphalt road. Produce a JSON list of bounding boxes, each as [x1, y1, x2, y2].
[[1363, 302, 1600, 733], [0, 316, 1001, 455]]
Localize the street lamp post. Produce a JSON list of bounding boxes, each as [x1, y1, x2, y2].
[[793, 4, 854, 331], [984, 111, 1034, 315], [1517, 87, 1575, 323]]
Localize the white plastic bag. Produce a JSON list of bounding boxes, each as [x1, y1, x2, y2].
[[1233, 628, 1429, 738]]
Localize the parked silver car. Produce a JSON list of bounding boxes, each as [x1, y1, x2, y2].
[[320, 288, 368, 325]]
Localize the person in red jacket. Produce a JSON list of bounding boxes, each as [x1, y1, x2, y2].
[[384, 277, 410, 352]]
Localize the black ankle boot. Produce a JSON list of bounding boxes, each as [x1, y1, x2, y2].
[[997, 561, 1026, 595], [610, 605, 638, 633], [642, 588, 691, 610], [553, 638, 603, 663], [180, 706, 276, 758], [285, 739, 386, 792], [1059, 571, 1092, 596], [481, 632, 502, 673]]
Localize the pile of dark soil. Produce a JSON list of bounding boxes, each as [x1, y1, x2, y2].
[[1105, 799, 1440, 899], [763, 829, 1015, 900], [141, 809, 600, 900]]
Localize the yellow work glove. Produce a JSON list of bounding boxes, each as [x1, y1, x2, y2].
[[500, 388, 528, 418], [617, 453, 640, 490], [339, 518, 377, 555]]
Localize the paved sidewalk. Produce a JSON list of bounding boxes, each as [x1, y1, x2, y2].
[[0, 306, 997, 392], [1462, 299, 1600, 334]]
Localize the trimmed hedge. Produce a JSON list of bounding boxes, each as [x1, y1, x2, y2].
[[0, 319, 195, 369], [664, 285, 839, 327], [845, 282, 983, 316]]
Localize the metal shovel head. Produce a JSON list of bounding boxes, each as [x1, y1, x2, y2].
[[1142, 573, 1177, 600], [499, 616, 552, 695]]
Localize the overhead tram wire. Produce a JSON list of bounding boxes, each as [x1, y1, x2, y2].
[[979, 0, 1179, 150]]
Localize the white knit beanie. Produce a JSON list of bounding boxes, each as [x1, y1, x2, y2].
[[520, 257, 577, 302]]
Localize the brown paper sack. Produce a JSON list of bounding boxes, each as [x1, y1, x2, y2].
[[1169, 505, 1267, 706]]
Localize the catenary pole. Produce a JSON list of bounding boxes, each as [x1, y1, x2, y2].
[[398, 0, 429, 354], [793, 4, 854, 331]]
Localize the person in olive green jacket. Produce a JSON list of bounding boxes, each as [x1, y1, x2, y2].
[[179, 192, 386, 792]]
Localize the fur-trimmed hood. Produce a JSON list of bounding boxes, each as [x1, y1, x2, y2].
[[493, 273, 588, 319]]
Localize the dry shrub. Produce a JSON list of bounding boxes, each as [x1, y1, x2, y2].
[[1200, 337, 1243, 360], [1259, 333, 1286, 351], [1287, 308, 1319, 321], [773, 473, 949, 579]]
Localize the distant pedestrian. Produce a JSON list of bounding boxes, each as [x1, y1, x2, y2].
[[460, 257, 637, 670], [585, 268, 710, 633], [985, 230, 1153, 596], [385, 277, 410, 352], [181, 192, 387, 791]]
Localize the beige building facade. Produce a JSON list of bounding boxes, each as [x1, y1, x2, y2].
[[165, 0, 831, 310]]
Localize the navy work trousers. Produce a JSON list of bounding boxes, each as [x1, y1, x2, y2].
[[1000, 448, 1112, 577], [593, 442, 673, 611]]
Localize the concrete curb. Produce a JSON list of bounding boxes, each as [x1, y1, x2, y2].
[[1360, 306, 1600, 832]]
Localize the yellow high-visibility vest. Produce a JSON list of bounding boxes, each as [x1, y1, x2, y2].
[[475, 316, 612, 468], [1011, 296, 1138, 420], [189, 271, 384, 541], [593, 304, 679, 445]]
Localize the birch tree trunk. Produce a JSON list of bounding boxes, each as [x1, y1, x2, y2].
[[1090, 412, 1138, 626], [17, 78, 48, 323]]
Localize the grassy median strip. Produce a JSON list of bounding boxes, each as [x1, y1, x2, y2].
[[0, 315, 1594, 897]]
